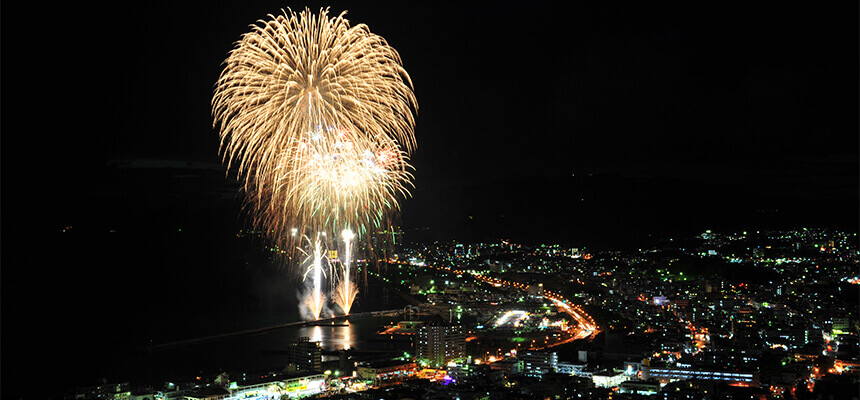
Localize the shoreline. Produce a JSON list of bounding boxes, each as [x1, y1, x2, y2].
[[147, 309, 403, 352]]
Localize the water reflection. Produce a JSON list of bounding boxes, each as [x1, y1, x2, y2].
[[340, 321, 352, 350], [296, 321, 353, 351], [311, 326, 323, 343]]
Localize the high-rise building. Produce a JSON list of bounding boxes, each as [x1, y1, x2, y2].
[[705, 280, 720, 294], [416, 316, 465, 367], [521, 350, 557, 377], [285, 337, 322, 373]]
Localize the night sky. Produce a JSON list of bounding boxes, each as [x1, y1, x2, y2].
[[2, 1, 858, 397], [5, 1, 858, 243], [5, 1, 858, 241]]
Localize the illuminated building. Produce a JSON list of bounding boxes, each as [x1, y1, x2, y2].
[[357, 361, 418, 384], [521, 350, 557, 377], [184, 386, 230, 400], [284, 337, 322, 373], [617, 380, 661, 395], [643, 367, 758, 387], [446, 362, 472, 381], [592, 369, 629, 388], [415, 316, 465, 367], [556, 361, 586, 376], [224, 373, 326, 399], [489, 357, 521, 375], [653, 296, 670, 306]]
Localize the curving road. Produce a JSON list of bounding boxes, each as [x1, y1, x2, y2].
[[426, 264, 599, 346]]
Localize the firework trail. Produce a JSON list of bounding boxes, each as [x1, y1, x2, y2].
[[333, 280, 359, 315], [212, 8, 417, 320], [333, 229, 358, 314], [299, 233, 327, 320]]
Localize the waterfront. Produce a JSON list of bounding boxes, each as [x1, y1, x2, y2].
[[119, 280, 411, 387], [140, 313, 410, 386], [3, 222, 410, 399]]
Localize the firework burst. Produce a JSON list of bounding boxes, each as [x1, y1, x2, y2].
[[213, 7, 417, 248], [213, 8, 416, 320]]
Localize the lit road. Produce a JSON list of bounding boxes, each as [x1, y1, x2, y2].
[[425, 264, 600, 346]]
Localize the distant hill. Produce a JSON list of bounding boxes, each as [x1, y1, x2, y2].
[[400, 172, 858, 248]]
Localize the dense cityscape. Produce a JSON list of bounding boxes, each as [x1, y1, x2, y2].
[[68, 227, 858, 400]]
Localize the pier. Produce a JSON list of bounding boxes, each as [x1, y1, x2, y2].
[[146, 309, 401, 352]]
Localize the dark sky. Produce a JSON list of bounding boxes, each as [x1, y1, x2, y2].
[[4, 1, 858, 243], [1, 2, 858, 398]]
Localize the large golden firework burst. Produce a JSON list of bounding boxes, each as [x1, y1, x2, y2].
[[212, 7, 417, 251]]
